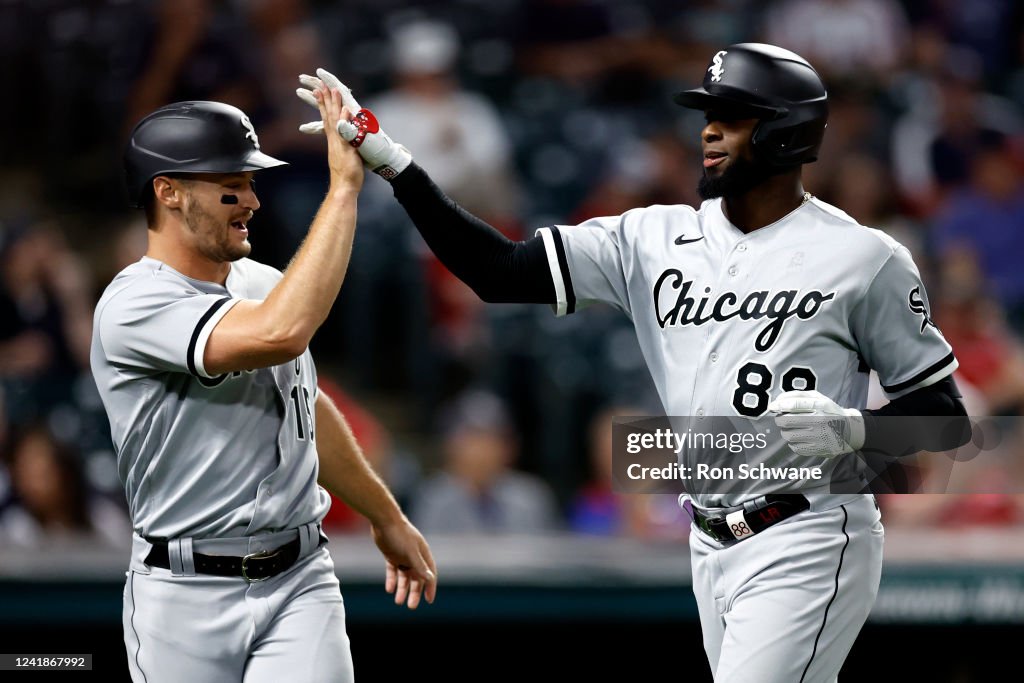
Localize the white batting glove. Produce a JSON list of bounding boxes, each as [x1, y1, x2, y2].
[[767, 390, 865, 459], [296, 68, 412, 179]]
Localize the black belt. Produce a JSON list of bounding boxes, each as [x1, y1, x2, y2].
[[692, 494, 810, 545], [145, 536, 303, 582]]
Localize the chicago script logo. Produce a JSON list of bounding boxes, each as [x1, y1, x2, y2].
[[653, 269, 836, 352]]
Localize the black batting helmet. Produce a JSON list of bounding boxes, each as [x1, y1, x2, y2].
[[124, 101, 287, 208], [674, 43, 828, 168]]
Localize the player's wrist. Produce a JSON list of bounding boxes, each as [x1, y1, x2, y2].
[[365, 503, 407, 529], [370, 146, 412, 180], [843, 408, 865, 451], [324, 183, 361, 203]]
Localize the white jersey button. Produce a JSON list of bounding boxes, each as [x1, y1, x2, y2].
[[737, 244, 747, 252], [710, 352, 719, 362], [696, 408, 705, 417], [728, 266, 738, 276]]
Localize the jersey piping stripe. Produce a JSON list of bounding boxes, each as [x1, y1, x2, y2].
[[882, 352, 956, 393], [129, 571, 149, 683], [186, 297, 232, 377], [536, 227, 573, 316], [548, 227, 576, 314], [799, 505, 850, 683]]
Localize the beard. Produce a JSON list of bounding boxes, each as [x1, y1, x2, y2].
[[698, 155, 775, 200], [184, 198, 250, 263]]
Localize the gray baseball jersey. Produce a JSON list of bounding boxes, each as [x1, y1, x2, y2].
[[90, 256, 329, 540], [537, 195, 957, 507]]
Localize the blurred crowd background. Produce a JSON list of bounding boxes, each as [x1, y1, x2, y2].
[[2, 0, 1024, 551]]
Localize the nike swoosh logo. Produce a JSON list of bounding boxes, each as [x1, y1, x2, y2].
[[674, 235, 705, 245]]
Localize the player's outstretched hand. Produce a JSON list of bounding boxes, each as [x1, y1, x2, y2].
[[767, 390, 865, 459], [300, 73, 364, 190], [296, 68, 412, 180], [371, 517, 437, 610]]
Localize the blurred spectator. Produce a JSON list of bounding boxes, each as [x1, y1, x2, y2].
[[123, 0, 266, 134], [410, 390, 560, 533], [368, 18, 521, 219], [931, 134, 1024, 335], [353, 18, 525, 414], [881, 493, 1024, 527], [514, 0, 678, 98], [903, 0, 1020, 78], [0, 423, 129, 548], [569, 405, 688, 539], [931, 275, 1024, 415], [891, 45, 1023, 213], [666, 0, 759, 55], [317, 376, 421, 534], [237, 0, 337, 267], [0, 223, 93, 426], [762, 0, 910, 82], [801, 82, 891, 200], [570, 132, 698, 223]]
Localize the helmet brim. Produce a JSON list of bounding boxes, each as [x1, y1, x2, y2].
[[240, 150, 289, 170], [152, 150, 289, 177], [673, 88, 784, 119]]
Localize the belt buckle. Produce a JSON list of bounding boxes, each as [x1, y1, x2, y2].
[[241, 548, 280, 583], [697, 513, 728, 544], [698, 514, 715, 538]]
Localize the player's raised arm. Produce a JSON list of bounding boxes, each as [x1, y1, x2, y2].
[[201, 81, 365, 375], [296, 68, 557, 306]]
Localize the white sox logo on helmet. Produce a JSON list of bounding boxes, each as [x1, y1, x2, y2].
[[240, 113, 261, 149], [708, 51, 728, 82]]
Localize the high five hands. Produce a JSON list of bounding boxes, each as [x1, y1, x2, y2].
[[296, 68, 412, 179]]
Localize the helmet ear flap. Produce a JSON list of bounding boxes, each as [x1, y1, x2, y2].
[[751, 106, 828, 167]]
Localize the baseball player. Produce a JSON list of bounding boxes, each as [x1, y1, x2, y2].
[[299, 45, 968, 681], [91, 82, 436, 683]]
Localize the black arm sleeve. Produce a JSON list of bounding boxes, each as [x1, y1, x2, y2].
[[390, 163, 556, 304], [861, 375, 971, 455]]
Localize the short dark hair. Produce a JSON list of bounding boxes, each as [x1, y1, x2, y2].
[[142, 186, 157, 227]]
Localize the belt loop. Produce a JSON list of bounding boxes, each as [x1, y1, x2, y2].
[[169, 538, 196, 577], [298, 522, 317, 556]]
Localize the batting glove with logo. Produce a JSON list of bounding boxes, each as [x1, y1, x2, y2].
[[767, 390, 865, 459], [296, 68, 412, 180]]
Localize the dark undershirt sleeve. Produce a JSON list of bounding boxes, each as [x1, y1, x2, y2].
[[861, 376, 971, 455], [390, 163, 555, 304]]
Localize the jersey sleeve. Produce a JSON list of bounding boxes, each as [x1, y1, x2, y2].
[[850, 246, 958, 399], [535, 214, 631, 317], [98, 287, 241, 378]]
